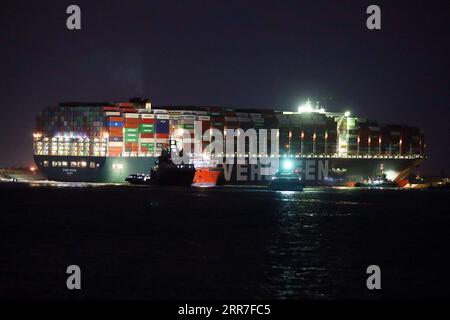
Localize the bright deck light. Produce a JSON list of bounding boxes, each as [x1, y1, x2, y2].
[[282, 159, 294, 171], [298, 99, 325, 114], [298, 100, 314, 113], [344, 111, 351, 117], [385, 170, 398, 181]]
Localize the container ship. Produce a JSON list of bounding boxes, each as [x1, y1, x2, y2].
[[33, 98, 425, 186]]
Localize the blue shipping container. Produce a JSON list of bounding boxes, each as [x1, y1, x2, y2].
[[108, 121, 123, 127], [155, 119, 169, 133]]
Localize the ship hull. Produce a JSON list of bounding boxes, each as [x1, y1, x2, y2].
[[217, 157, 424, 186], [34, 155, 423, 186], [34, 155, 157, 183]]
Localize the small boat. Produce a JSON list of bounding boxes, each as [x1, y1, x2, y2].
[[354, 179, 398, 188], [354, 171, 398, 188], [269, 171, 304, 191], [125, 173, 152, 185]]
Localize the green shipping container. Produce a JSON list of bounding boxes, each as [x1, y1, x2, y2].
[[139, 124, 155, 133], [125, 128, 139, 134], [125, 133, 138, 142], [141, 142, 154, 150]]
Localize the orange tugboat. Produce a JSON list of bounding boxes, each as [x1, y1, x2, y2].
[[192, 167, 222, 187]]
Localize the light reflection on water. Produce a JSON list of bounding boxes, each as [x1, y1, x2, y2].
[[25, 180, 128, 188], [267, 193, 333, 299]]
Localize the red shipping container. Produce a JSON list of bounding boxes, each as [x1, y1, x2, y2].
[[108, 127, 123, 136], [103, 106, 120, 112], [125, 142, 139, 149], [156, 133, 170, 139], [124, 119, 140, 128], [200, 121, 211, 132], [107, 116, 124, 122], [140, 133, 155, 138], [108, 146, 123, 156], [120, 107, 137, 113], [117, 102, 134, 107], [211, 116, 225, 122], [124, 118, 140, 123], [141, 119, 155, 124]]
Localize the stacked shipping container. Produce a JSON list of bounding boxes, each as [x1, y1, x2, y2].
[[34, 102, 425, 160]]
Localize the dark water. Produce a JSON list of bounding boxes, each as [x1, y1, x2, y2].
[[0, 182, 449, 299]]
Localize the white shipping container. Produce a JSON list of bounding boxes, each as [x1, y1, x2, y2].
[[140, 138, 154, 143], [156, 114, 170, 120], [225, 116, 238, 122], [198, 116, 211, 121], [140, 114, 155, 119], [105, 111, 121, 116], [124, 113, 139, 118], [153, 109, 168, 114], [182, 115, 196, 120], [235, 112, 249, 117], [238, 117, 251, 122], [109, 142, 123, 147]]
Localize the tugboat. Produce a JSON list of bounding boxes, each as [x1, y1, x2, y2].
[[354, 164, 398, 188], [192, 167, 222, 187], [191, 157, 223, 188], [269, 160, 304, 191], [151, 149, 196, 186], [354, 176, 398, 188], [124, 173, 152, 185], [125, 148, 196, 186]]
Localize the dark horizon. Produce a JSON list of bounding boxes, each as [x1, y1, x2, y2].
[[1, 0, 449, 174]]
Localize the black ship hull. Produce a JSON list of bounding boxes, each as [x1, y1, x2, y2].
[[216, 157, 423, 186]]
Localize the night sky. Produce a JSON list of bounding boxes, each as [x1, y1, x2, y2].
[[0, 0, 449, 173]]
